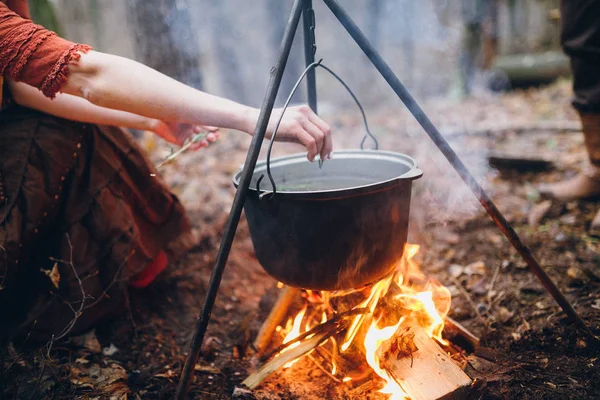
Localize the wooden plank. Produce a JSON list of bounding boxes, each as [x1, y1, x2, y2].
[[381, 324, 472, 400]]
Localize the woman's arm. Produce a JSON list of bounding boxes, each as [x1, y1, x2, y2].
[[62, 51, 332, 161], [9, 80, 155, 131], [8, 80, 219, 146]]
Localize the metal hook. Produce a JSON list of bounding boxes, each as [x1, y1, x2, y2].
[[263, 59, 378, 197]]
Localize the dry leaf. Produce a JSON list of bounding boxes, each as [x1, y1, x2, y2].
[[41, 262, 60, 289], [103, 343, 119, 356], [72, 330, 102, 353], [70, 363, 129, 398]]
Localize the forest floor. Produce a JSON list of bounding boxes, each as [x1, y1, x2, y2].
[[2, 79, 600, 399]]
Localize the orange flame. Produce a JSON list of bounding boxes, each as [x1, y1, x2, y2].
[[281, 305, 308, 368], [272, 244, 452, 399], [364, 318, 409, 399]]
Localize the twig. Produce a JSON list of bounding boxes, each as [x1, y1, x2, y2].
[[450, 277, 486, 322], [307, 353, 343, 383], [261, 307, 368, 362], [486, 261, 502, 308], [53, 234, 86, 341], [155, 132, 208, 170], [242, 318, 352, 390], [83, 248, 133, 310]]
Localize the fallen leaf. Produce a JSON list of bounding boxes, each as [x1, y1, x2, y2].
[[448, 264, 464, 278], [41, 262, 60, 289], [72, 331, 102, 353], [194, 365, 221, 374], [498, 307, 515, 323], [465, 261, 486, 275], [70, 363, 129, 398], [103, 343, 119, 356]]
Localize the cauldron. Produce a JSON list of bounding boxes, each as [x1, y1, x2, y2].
[[233, 149, 422, 290]]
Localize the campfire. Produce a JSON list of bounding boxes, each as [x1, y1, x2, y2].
[[243, 245, 473, 400]]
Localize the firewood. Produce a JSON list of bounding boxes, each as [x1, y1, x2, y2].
[[243, 327, 337, 390], [444, 316, 480, 353], [381, 323, 472, 400], [243, 308, 368, 390], [253, 287, 301, 355]]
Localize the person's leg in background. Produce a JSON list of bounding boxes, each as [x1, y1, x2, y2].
[[540, 0, 600, 234]]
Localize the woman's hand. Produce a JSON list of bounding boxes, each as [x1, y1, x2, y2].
[[151, 120, 220, 150], [245, 105, 332, 162]]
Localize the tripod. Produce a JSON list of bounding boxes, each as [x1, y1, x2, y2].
[[176, 1, 593, 398]]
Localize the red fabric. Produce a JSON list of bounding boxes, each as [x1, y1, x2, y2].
[[0, 0, 91, 98], [130, 251, 169, 289]]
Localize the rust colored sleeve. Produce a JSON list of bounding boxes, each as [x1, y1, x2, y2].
[[0, 2, 91, 99]]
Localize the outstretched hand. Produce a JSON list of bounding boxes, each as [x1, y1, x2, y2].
[[247, 105, 332, 162]]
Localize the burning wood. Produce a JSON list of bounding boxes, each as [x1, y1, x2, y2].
[[253, 286, 302, 356], [243, 308, 368, 389], [380, 323, 471, 400], [244, 244, 475, 400]]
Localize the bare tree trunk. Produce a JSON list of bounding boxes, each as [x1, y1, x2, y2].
[[125, 0, 203, 89]]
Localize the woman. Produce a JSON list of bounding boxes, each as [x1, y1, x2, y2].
[[0, 0, 332, 341]]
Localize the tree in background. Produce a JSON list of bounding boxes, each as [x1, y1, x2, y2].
[[125, 0, 204, 89]]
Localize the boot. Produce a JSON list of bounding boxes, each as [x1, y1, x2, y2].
[[539, 113, 600, 202]]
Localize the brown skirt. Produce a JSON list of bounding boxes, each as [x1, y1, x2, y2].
[[0, 105, 192, 341]]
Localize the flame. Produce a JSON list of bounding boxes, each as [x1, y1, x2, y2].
[[341, 275, 392, 352], [280, 305, 308, 368], [270, 243, 453, 399], [364, 318, 409, 399]]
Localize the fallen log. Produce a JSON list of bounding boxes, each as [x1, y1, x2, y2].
[[380, 323, 472, 400], [487, 151, 554, 172], [491, 51, 570, 85]]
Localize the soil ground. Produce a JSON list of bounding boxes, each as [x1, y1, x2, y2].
[[2, 79, 600, 399]]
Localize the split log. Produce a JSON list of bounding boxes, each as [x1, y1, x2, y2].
[[381, 324, 472, 400]]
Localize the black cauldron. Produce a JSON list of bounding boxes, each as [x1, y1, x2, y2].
[[233, 149, 422, 290]]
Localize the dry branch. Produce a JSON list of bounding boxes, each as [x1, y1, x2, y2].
[[245, 308, 368, 390], [243, 327, 336, 390]]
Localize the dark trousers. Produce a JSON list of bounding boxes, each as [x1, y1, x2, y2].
[[561, 0, 600, 113]]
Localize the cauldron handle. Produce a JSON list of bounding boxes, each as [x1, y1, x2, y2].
[[259, 59, 377, 199]]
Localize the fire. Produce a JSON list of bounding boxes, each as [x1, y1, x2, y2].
[[364, 319, 409, 399], [280, 305, 308, 368], [273, 244, 451, 399]]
